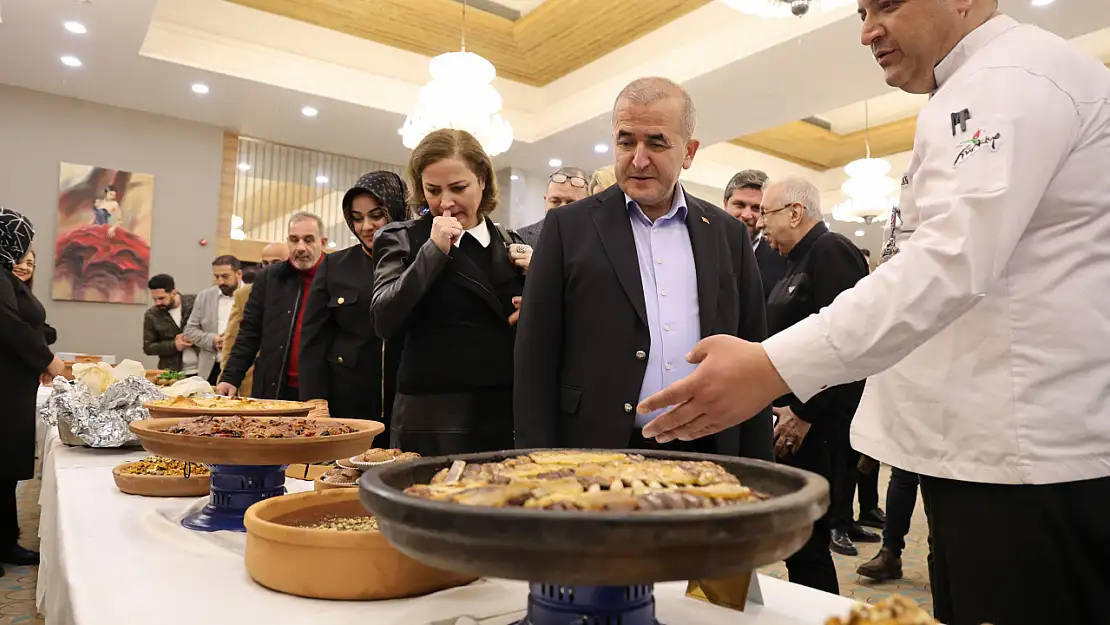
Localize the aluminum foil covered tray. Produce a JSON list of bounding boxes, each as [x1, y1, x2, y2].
[[359, 449, 828, 585], [40, 376, 165, 447]]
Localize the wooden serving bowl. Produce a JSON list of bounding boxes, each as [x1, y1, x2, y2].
[[112, 461, 211, 497], [129, 418, 384, 466], [314, 475, 359, 491], [244, 489, 476, 600]]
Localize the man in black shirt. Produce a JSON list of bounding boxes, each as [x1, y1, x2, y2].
[[760, 177, 870, 593], [723, 170, 786, 299]]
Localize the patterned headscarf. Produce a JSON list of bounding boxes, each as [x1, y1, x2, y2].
[[0, 207, 35, 272], [342, 171, 408, 252]]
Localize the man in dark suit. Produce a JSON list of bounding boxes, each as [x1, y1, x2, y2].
[[723, 170, 787, 300], [514, 77, 772, 459], [515, 166, 591, 248]]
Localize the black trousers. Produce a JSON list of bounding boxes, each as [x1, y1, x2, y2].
[[0, 480, 18, 548], [882, 466, 920, 555], [856, 455, 879, 513], [206, 362, 222, 387], [778, 435, 839, 594], [921, 475, 1110, 625]]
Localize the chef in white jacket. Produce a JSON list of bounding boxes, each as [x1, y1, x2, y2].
[[638, 1, 1110, 624]]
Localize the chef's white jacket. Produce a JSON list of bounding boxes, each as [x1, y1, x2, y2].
[[763, 15, 1110, 485]]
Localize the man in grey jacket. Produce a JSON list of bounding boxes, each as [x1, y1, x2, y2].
[[515, 166, 591, 248], [184, 255, 241, 385]]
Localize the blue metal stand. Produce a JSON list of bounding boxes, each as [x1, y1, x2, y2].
[[182, 464, 288, 532], [514, 583, 662, 625]]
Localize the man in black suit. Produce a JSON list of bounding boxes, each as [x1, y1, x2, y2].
[[514, 77, 772, 460], [723, 170, 786, 300]]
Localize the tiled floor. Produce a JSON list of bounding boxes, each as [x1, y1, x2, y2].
[[759, 464, 934, 614], [1, 479, 43, 625], [1, 466, 930, 624]]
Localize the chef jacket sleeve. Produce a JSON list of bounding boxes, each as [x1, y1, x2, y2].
[[763, 67, 1080, 401]]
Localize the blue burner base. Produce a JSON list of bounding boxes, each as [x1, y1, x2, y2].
[[514, 583, 662, 625], [181, 464, 288, 532]]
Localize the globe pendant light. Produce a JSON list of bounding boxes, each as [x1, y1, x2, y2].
[[399, 0, 513, 156], [832, 101, 898, 224]]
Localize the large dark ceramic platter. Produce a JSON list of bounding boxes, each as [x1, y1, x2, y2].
[[359, 449, 828, 585]]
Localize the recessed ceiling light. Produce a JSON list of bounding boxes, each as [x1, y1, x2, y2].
[[301, 106, 318, 117], [548, 158, 562, 168], [854, 230, 866, 237], [64, 21, 87, 35], [191, 83, 210, 95], [60, 55, 82, 68], [593, 144, 609, 154], [316, 175, 329, 184], [510, 174, 520, 181], [1031, 0, 1054, 5], [237, 163, 251, 171]]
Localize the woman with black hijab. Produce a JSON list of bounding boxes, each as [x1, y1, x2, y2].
[[298, 172, 407, 429], [0, 207, 65, 577]]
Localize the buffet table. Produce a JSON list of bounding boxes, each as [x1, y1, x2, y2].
[[35, 427, 854, 625]]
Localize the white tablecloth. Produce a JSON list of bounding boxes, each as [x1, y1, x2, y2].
[[36, 429, 854, 625]]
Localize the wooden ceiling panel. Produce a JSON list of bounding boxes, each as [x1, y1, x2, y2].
[[225, 0, 710, 86], [732, 116, 917, 171]]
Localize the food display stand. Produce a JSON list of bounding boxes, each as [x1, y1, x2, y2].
[[359, 449, 829, 625]]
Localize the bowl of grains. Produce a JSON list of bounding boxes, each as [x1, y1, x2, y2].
[[112, 456, 211, 497], [243, 489, 476, 600]]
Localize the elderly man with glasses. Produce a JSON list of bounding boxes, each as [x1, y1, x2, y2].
[[759, 177, 871, 592], [515, 167, 591, 248]]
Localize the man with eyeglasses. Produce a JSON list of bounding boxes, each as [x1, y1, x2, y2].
[[723, 169, 786, 300], [515, 167, 591, 248], [219, 242, 288, 397]]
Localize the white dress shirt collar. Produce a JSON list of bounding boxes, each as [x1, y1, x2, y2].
[[454, 217, 491, 248]]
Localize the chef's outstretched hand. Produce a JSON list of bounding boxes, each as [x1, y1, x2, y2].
[[638, 335, 789, 443]]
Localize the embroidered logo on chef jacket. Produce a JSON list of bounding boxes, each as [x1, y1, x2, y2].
[[953, 129, 1001, 168]]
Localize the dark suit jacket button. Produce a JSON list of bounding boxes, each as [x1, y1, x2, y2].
[[624, 403, 634, 413], [337, 297, 345, 305], [635, 350, 647, 361], [337, 356, 344, 364]]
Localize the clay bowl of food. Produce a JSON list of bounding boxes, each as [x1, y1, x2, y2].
[[244, 488, 477, 600], [129, 417, 384, 466], [113, 456, 211, 497], [359, 449, 828, 585], [143, 396, 311, 419]]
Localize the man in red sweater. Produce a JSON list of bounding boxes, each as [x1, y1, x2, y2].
[[217, 212, 327, 400]]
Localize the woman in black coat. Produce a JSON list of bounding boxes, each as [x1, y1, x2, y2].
[[298, 172, 407, 429], [371, 129, 527, 457], [0, 207, 65, 575]]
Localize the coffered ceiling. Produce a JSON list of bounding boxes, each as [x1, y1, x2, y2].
[[224, 0, 710, 86]]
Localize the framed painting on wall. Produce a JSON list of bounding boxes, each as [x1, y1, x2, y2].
[[54, 163, 154, 304]]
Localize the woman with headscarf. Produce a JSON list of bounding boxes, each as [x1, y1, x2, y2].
[[0, 208, 65, 576], [298, 172, 408, 429]]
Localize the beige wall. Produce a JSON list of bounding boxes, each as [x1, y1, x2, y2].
[[0, 85, 225, 367]]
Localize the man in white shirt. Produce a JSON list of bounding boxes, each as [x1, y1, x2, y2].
[[638, 2, 1110, 624], [184, 255, 241, 385]]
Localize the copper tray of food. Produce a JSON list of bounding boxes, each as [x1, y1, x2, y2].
[[359, 449, 828, 585], [112, 456, 211, 497], [129, 417, 384, 465], [245, 488, 476, 600], [143, 396, 311, 419]]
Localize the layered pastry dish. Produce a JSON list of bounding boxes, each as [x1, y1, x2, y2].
[[117, 455, 210, 476], [404, 451, 766, 511], [149, 396, 305, 410], [165, 416, 356, 438], [826, 595, 938, 625]]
